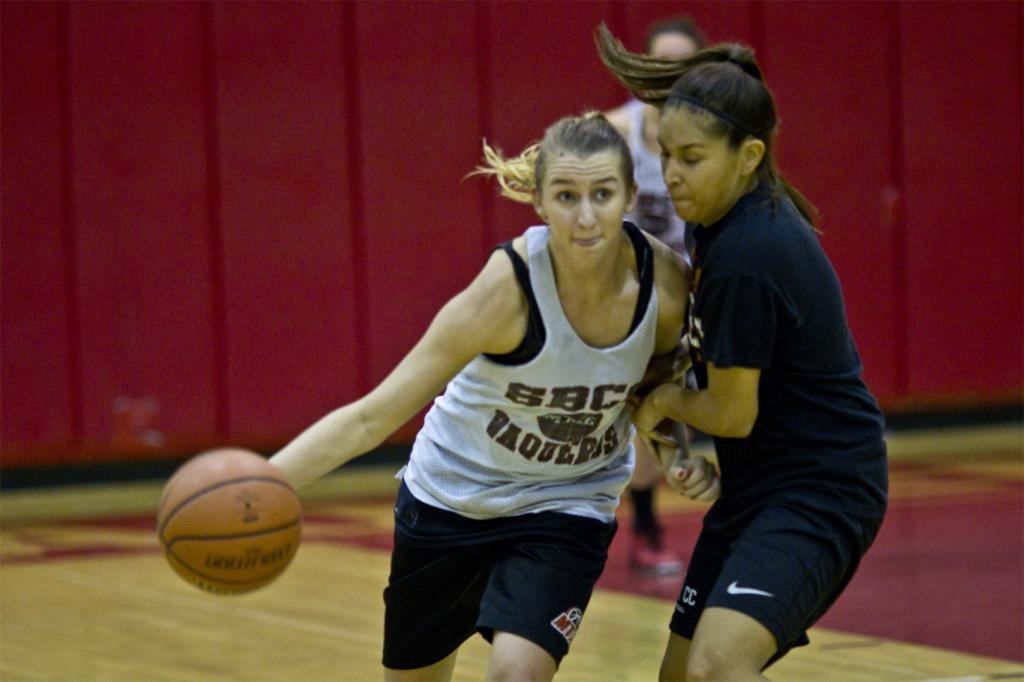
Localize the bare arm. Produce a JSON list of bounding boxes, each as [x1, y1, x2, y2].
[[270, 249, 526, 489], [649, 234, 690, 358], [635, 362, 760, 439]]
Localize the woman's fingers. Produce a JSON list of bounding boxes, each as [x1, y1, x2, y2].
[[667, 457, 721, 502], [693, 476, 722, 502]]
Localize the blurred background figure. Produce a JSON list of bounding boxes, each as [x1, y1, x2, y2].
[[605, 15, 708, 577], [606, 15, 706, 260]]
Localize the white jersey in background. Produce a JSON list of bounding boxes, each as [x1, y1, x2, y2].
[[403, 223, 659, 522], [623, 99, 693, 263]]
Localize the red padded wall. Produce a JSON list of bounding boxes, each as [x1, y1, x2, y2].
[[483, 1, 620, 242], [761, 1, 902, 402], [67, 2, 218, 459], [621, 0, 756, 49], [354, 2, 493, 440], [900, 1, 1023, 403], [355, 2, 488, 385], [1, 2, 1021, 467], [212, 2, 362, 445], [0, 2, 77, 462]]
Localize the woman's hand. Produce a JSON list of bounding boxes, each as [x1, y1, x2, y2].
[[666, 455, 721, 502], [632, 383, 681, 435]]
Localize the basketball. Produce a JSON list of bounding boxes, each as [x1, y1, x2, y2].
[[156, 448, 302, 595]]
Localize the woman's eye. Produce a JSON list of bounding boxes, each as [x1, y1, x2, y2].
[[557, 192, 574, 202], [594, 189, 612, 201]]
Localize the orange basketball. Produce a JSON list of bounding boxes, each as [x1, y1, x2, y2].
[[156, 448, 302, 595]]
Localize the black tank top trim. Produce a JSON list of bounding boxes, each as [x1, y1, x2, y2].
[[484, 222, 654, 366], [484, 242, 547, 366], [623, 220, 655, 334]]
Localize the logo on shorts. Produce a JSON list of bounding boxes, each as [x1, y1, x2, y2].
[[726, 581, 774, 598], [550, 607, 583, 643]]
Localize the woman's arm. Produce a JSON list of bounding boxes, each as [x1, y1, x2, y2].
[[270, 249, 526, 489], [635, 362, 760, 439], [649, 234, 690, 357]]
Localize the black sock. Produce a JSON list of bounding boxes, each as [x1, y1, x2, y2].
[[630, 487, 660, 539]]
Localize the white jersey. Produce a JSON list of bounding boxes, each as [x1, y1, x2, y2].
[[622, 99, 692, 263], [403, 224, 659, 522]]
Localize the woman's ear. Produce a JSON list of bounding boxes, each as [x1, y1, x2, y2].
[[533, 193, 548, 222], [625, 182, 638, 214], [740, 138, 766, 177]]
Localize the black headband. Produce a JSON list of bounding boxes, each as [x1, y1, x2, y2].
[[666, 93, 759, 139]]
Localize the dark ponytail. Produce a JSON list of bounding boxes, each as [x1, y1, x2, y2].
[[596, 24, 817, 225]]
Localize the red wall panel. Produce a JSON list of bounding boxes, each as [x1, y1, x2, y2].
[[212, 2, 361, 445], [621, 0, 756, 50], [354, 2, 495, 440], [2, 1, 1021, 468], [485, 1, 622, 243], [900, 1, 1023, 401], [761, 1, 902, 402], [0, 2, 77, 462], [355, 2, 488, 390], [67, 2, 218, 459]]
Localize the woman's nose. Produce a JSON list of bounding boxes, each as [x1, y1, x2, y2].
[[662, 159, 681, 186], [578, 200, 597, 227]]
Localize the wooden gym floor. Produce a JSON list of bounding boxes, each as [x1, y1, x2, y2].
[[1, 423, 1022, 681]]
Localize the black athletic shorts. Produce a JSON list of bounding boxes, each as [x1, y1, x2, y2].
[[382, 481, 617, 670], [669, 501, 883, 665]]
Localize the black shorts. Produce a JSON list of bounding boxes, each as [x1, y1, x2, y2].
[[669, 502, 883, 665], [382, 482, 617, 670]]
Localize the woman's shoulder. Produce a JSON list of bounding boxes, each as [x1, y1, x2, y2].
[[708, 197, 823, 293], [646, 231, 689, 280], [720, 193, 810, 250], [642, 231, 689, 329], [446, 242, 531, 356], [479, 235, 529, 301]]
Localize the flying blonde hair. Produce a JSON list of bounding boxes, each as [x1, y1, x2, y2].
[[470, 111, 633, 206], [471, 140, 541, 204]]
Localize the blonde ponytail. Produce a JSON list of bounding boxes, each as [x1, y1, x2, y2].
[[468, 140, 540, 205]]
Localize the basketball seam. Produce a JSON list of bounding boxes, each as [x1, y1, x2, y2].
[[163, 518, 302, 548], [164, 519, 302, 588], [157, 476, 296, 540]]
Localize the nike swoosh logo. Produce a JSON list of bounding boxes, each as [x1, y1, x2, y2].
[[726, 581, 774, 598]]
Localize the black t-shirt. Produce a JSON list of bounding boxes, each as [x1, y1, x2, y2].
[[688, 184, 887, 529]]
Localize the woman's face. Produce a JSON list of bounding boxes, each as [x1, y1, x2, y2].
[[649, 32, 698, 60], [535, 150, 635, 256], [658, 106, 760, 226]]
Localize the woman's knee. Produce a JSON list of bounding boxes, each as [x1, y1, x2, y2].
[[683, 636, 772, 681], [684, 648, 733, 681], [487, 632, 556, 682], [682, 608, 776, 681]]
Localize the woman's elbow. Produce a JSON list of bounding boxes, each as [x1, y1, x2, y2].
[[717, 406, 758, 438], [724, 419, 755, 438]]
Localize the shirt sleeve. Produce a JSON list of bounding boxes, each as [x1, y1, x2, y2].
[[695, 271, 777, 369]]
